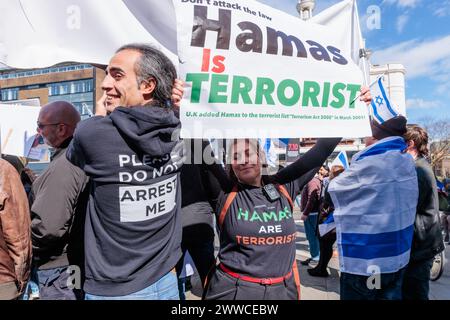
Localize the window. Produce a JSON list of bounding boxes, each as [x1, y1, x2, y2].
[[47, 79, 94, 96], [0, 88, 19, 101]]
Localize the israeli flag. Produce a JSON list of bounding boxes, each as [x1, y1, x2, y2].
[[328, 136, 418, 276], [369, 76, 400, 124], [318, 213, 336, 237], [330, 151, 349, 169], [261, 138, 278, 168], [436, 179, 445, 192]]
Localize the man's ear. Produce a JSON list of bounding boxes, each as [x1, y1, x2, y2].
[[140, 78, 156, 95], [58, 123, 70, 137], [407, 140, 415, 149]]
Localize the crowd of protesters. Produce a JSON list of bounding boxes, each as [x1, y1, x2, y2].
[[0, 43, 446, 301]]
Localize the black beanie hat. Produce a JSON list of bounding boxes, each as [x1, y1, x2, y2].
[[370, 115, 407, 140]]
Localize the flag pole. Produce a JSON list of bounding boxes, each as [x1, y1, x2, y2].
[[353, 0, 370, 86], [350, 72, 386, 105]]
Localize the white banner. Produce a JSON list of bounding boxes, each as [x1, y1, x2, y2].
[[0, 0, 362, 70], [311, 0, 370, 85], [0, 104, 45, 160], [0, 0, 177, 68], [173, 0, 371, 138]]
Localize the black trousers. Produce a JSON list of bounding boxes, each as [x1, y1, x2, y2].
[[203, 267, 299, 300], [314, 232, 336, 273], [175, 224, 215, 285], [402, 258, 434, 300]]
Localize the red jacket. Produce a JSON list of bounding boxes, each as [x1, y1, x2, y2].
[[0, 159, 32, 300], [300, 176, 322, 216]]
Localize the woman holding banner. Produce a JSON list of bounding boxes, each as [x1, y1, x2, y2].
[[201, 86, 371, 301]]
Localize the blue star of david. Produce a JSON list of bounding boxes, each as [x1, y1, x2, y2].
[[375, 96, 384, 106]]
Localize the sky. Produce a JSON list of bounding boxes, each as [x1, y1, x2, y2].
[[259, 0, 450, 125]]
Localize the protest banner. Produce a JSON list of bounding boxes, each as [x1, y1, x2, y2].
[[0, 0, 177, 68], [173, 0, 371, 138], [0, 104, 47, 160], [1, 0, 372, 139]]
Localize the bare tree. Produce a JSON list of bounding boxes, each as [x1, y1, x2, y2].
[[420, 118, 450, 174]]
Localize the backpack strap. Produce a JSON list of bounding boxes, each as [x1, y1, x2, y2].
[[218, 185, 238, 229], [277, 184, 294, 210], [278, 184, 301, 299], [292, 259, 301, 300]]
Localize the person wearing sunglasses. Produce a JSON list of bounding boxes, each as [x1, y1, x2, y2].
[[29, 101, 89, 300]]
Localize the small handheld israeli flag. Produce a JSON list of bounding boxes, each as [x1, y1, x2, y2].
[[330, 151, 349, 169], [318, 213, 335, 237], [436, 179, 445, 192], [369, 76, 400, 124]]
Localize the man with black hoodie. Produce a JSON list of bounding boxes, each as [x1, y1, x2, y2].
[[67, 44, 185, 299]]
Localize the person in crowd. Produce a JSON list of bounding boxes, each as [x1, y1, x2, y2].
[[176, 139, 217, 299], [442, 179, 450, 244], [402, 125, 445, 300], [66, 43, 185, 300], [30, 101, 89, 300], [319, 165, 330, 200], [0, 158, 32, 300], [21, 168, 36, 198], [445, 179, 450, 202], [0, 154, 25, 175], [328, 115, 418, 300], [307, 165, 345, 277], [199, 84, 371, 301], [1, 155, 37, 300], [19, 167, 38, 300], [300, 165, 329, 266]]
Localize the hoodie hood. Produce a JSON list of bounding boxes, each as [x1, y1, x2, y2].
[[110, 106, 181, 157]]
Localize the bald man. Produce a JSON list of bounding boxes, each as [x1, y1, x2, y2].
[[30, 101, 89, 300]]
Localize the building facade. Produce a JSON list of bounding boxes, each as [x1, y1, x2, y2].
[[0, 63, 106, 119]]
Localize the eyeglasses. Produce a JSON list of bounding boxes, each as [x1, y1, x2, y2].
[[36, 122, 60, 130]]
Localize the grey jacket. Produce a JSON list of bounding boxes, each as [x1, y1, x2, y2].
[[30, 138, 89, 270]]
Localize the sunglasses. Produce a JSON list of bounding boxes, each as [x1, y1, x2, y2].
[[36, 122, 61, 130]]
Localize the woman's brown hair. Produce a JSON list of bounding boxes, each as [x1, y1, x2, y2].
[[404, 125, 429, 157], [329, 165, 345, 180]]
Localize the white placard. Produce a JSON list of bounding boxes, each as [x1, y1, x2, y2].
[[173, 0, 371, 138], [0, 104, 45, 160]]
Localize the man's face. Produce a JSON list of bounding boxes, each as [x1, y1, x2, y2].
[[102, 49, 148, 113], [319, 167, 328, 178], [37, 111, 60, 148]]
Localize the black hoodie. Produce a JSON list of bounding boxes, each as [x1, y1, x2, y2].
[[67, 106, 185, 296]]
